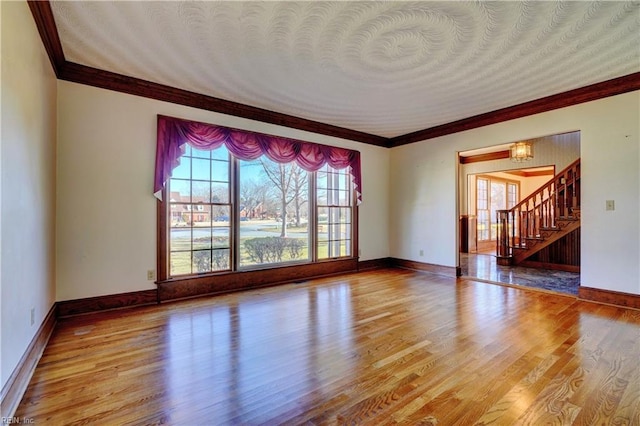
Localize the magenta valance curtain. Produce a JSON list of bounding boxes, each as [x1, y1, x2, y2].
[[154, 115, 362, 203]]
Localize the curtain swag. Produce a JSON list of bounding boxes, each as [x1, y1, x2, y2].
[[154, 115, 362, 203]]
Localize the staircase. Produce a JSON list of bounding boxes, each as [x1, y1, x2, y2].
[[496, 158, 580, 268]]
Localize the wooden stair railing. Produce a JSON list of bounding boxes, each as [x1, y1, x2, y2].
[[497, 158, 580, 265]]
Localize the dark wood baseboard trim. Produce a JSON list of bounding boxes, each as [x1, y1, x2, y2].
[[0, 304, 57, 418], [519, 260, 580, 273], [390, 258, 458, 277], [57, 289, 158, 317], [157, 258, 359, 302], [578, 286, 640, 310], [358, 258, 393, 271]]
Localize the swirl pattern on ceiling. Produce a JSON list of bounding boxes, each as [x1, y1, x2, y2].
[[52, 1, 640, 138]]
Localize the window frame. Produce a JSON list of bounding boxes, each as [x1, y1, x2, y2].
[[475, 174, 520, 242], [157, 148, 359, 283], [316, 164, 353, 260], [166, 144, 233, 276]]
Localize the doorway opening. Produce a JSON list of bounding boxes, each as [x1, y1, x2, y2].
[[457, 132, 581, 295]]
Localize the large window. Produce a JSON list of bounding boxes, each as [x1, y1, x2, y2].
[[168, 145, 231, 276], [317, 164, 352, 259], [476, 176, 519, 242], [165, 146, 354, 279], [238, 157, 310, 267]]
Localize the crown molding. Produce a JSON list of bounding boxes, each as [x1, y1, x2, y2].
[[389, 72, 640, 147], [60, 62, 389, 147], [25, 1, 388, 147], [29, 1, 640, 149], [27, 0, 65, 77]]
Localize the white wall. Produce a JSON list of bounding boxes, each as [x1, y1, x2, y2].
[[390, 91, 640, 295], [56, 81, 390, 301], [1, 1, 57, 390], [520, 174, 555, 200]]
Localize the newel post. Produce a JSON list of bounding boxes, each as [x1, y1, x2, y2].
[[496, 209, 512, 266]]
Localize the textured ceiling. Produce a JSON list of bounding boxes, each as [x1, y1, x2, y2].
[[50, 1, 640, 138]]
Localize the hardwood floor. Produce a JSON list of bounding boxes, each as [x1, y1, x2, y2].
[[15, 268, 640, 425]]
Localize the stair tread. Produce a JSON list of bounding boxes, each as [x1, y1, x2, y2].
[[498, 159, 580, 266]]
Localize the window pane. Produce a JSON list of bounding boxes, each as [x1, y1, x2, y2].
[[192, 250, 212, 273], [191, 148, 210, 159], [212, 160, 229, 182], [319, 236, 353, 257], [343, 223, 352, 240], [340, 207, 351, 223], [172, 158, 190, 179], [213, 205, 230, 223], [192, 158, 210, 181], [170, 179, 190, 201], [338, 190, 349, 206], [338, 239, 350, 252], [490, 182, 506, 240], [170, 251, 191, 276], [170, 204, 189, 228], [213, 227, 230, 248], [170, 228, 191, 252], [212, 183, 229, 204], [239, 157, 310, 267], [317, 241, 329, 258], [317, 188, 327, 204], [211, 249, 230, 271], [318, 207, 329, 242], [191, 204, 211, 227], [317, 170, 328, 189], [335, 172, 347, 191], [507, 183, 518, 208], [193, 228, 212, 250], [477, 178, 488, 210], [193, 228, 211, 250], [211, 146, 228, 161], [192, 181, 210, 203]]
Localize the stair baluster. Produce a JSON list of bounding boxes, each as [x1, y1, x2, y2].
[[495, 158, 580, 265]]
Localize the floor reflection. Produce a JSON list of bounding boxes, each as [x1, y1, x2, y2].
[[460, 252, 580, 295], [164, 283, 356, 424]]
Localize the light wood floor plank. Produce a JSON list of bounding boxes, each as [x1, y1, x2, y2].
[[14, 268, 640, 425]]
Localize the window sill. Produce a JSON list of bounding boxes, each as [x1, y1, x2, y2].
[[156, 257, 358, 302]]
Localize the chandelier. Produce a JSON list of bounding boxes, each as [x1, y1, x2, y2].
[[510, 141, 533, 162]]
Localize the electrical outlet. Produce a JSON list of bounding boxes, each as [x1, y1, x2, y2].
[[419, 249, 424, 256], [147, 269, 156, 281], [30, 308, 35, 326], [606, 200, 615, 211]]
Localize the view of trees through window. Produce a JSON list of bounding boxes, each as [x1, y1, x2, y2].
[[239, 157, 310, 267], [168, 145, 353, 277]]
